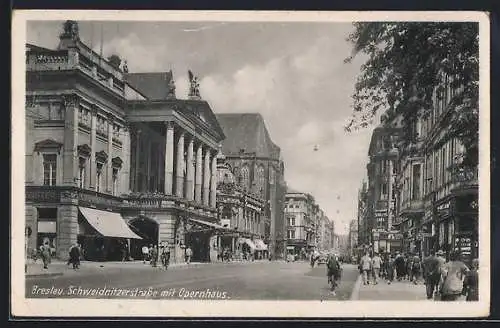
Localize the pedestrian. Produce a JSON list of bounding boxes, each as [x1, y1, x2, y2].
[[412, 254, 422, 284], [423, 250, 443, 299], [326, 253, 342, 296], [185, 246, 192, 264], [39, 242, 51, 270], [69, 242, 81, 269], [371, 252, 382, 285], [161, 242, 171, 270], [439, 250, 470, 301], [360, 252, 372, 285], [406, 254, 414, 281], [394, 252, 406, 281], [386, 254, 395, 284], [142, 244, 149, 264], [463, 258, 479, 301], [150, 245, 158, 267]]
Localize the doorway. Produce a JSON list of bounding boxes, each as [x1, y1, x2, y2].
[[129, 216, 159, 260]]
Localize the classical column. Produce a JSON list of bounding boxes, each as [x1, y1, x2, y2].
[[210, 153, 217, 208], [106, 114, 113, 193], [134, 129, 141, 192], [147, 138, 152, 192], [62, 94, 79, 186], [185, 135, 194, 200], [195, 144, 203, 203], [203, 148, 211, 206], [164, 121, 174, 195], [89, 104, 97, 189], [175, 129, 185, 198]]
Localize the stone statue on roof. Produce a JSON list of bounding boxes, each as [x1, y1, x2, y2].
[[167, 70, 176, 99], [61, 20, 80, 41], [188, 70, 201, 99]]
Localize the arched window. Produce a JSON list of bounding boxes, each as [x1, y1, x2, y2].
[[240, 165, 250, 191]]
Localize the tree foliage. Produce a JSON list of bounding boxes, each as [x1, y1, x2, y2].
[[345, 22, 479, 169]]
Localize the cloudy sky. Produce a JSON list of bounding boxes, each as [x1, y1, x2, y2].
[[27, 20, 375, 235]]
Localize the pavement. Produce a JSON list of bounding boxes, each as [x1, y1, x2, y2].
[[25, 261, 360, 300], [350, 274, 430, 301], [25, 258, 271, 278]]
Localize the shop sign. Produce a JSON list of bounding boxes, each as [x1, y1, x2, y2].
[[454, 236, 473, 262]]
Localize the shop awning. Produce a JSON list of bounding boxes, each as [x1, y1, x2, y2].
[[189, 218, 230, 231], [254, 239, 268, 251], [79, 207, 142, 239]]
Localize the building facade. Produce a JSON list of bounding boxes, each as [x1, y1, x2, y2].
[[364, 123, 403, 254], [25, 21, 226, 263], [347, 219, 358, 258], [215, 113, 286, 259], [215, 147, 268, 259]]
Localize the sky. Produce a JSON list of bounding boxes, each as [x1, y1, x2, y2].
[[27, 20, 376, 235]]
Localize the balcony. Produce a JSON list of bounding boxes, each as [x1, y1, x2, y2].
[[122, 192, 217, 215], [26, 50, 73, 71]]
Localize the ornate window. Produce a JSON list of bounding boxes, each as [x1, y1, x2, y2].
[[78, 157, 86, 188], [43, 154, 57, 186], [112, 157, 123, 196], [240, 165, 250, 191], [95, 151, 108, 193]]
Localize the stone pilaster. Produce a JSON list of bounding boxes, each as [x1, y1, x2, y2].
[[106, 114, 113, 193], [164, 121, 174, 195], [58, 191, 79, 260], [195, 144, 203, 203], [62, 94, 79, 186], [89, 104, 97, 190], [203, 148, 211, 206], [121, 124, 131, 194], [175, 129, 185, 198], [134, 128, 141, 192], [186, 136, 194, 200]]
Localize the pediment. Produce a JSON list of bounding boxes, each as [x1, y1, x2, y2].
[[34, 139, 63, 153], [95, 150, 108, 163], [112, 156, 123, 168], [77, 144, 92, 157], [182, 101, 225, 141]]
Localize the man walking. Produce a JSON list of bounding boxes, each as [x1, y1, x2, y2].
[[439, 250, 469, 301], [142, 245, 149, 264], [394, 252, 406, 281], [371, 252, 382, 285], [360, 252, 372, 285], [185, 246, 192, 264], [39, 242, 51, 270]]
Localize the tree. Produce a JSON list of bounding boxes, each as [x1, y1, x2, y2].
[[344, 22, 479, 169]]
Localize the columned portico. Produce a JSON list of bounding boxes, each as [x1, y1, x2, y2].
[[164, 121, 174, 195]]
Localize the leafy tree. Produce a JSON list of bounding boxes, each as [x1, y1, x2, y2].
[[344, 22, 479, 169]]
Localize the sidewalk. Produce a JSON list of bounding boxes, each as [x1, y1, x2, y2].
[[26, 258, 274, 278], [351, 275, 429, 301]]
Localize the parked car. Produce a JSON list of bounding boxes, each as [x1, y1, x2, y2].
[[317, 252, 328, 265]]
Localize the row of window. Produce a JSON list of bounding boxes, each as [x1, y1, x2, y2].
[[234, 165, 267, 196], [43, 153, 120, 196], [78, 108, 122, 140]]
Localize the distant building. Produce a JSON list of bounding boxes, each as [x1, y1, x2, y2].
[[215, 113, 287, 259], [215, 147, 268, 260], [284, 189, 314, 260], [348, 219, 358, 257]]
